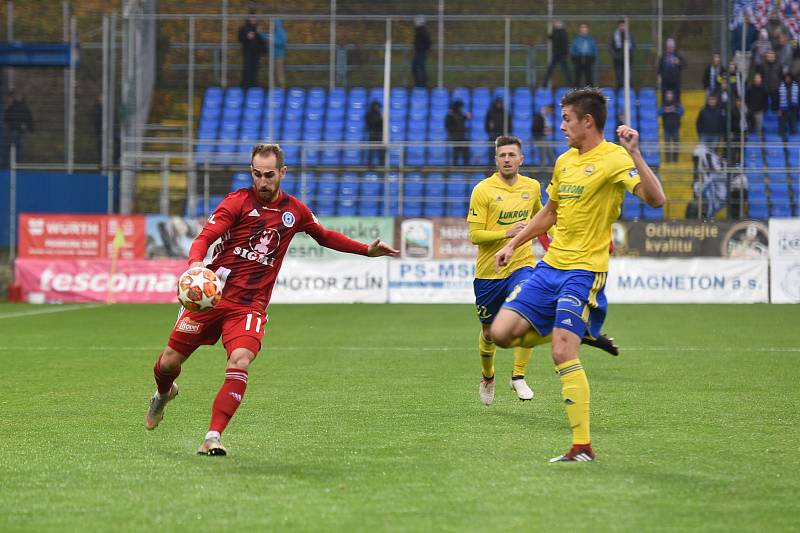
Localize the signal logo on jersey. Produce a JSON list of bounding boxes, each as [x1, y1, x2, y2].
[[282, 211, 296, 228], [233, 227, 281, 266]]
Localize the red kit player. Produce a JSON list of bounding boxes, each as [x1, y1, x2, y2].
[[145, 143, 399, 455]]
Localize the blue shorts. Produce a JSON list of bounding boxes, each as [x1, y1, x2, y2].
[[473, 266, 535, 324], [501, 261, 607, 339]]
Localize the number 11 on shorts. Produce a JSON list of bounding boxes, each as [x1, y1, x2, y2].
[[244, 313, 262, 332]]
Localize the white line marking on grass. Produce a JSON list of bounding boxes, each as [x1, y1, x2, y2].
[[0, 304, 105, 320], [0, 345, 799, 353]]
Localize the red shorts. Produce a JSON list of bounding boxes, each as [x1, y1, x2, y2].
[[168, 299, 268, 358]]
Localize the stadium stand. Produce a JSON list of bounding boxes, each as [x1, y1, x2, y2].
[[199, 85, 676, 219]]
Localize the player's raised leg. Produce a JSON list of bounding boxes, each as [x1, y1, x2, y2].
[[145, 346, 189, 430]]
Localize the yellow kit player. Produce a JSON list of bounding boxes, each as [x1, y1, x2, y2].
[[492, 88, 666, 462]]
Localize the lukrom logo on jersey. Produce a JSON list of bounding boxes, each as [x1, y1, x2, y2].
[[497, 209, 530, 225], [558, 184, 585, 200], [233, 228, 280, 266]]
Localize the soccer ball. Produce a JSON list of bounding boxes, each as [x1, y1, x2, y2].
[[177, 267, 222, 312]]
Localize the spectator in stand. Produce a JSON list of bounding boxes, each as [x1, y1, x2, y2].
[[717, 78, 731, 108], [659, 90, 683, 163], [485, 97, 511, 162], [542, 20, 571, 88], [446, 100, 471, 166], [570, 23, 597, 87], [729, 96, 753, 160], [696, 93, 725, 152], [271, 18, 288, 89], [238, 16, 265, 88], [759, 49, 783, 111], [777, 73, 799, 138], [727, 97, 749, 165], [791, 41, 800, 81], [750, 29, 773, 75], [725, 60, 741, 97], [776, 31, 794, 75], [658, 38, 686, 101], [4, 91, 34, 164], [702, 54, 723, 94], [766, 9, 790, 47], [365, 101, 384, 166], [412, 16, 431, 88], [609, 19, 634, 89], [746, 72, 770, 138], [731, 8, 758, 60], [531, 104, 555, 165]]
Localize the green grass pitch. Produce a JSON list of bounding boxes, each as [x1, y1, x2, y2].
[[1, 302, 799, 532]]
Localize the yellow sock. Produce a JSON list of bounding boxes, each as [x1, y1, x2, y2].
[[479, 331, 496, 379], [509, 330, 552, 348], [512, 347, 532, 378], [556, 358, 591, 445]]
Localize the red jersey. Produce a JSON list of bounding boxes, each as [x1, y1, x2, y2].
[[188, 187, 368, 309]]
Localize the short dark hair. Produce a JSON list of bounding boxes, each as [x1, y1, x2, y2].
[[561, 87, 607, 132], [495, 135, 522, 151], [251, 143, 285, 168]]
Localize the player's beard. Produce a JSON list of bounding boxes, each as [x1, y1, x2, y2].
[[499, 168, 517, 179], [257, 186, 278, 203]]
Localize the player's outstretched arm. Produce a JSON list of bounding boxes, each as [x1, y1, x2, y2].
[[494, 200, 557, 271], [309, 226, 398, 257], [367, 239, 400, 257], [616, 125, 666, 208]]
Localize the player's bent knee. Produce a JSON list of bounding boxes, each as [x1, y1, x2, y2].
[[161, 345, 189, 371], [551, 328, 582, 364], [228, 348, 256, 370], [490, 309, 531, 348]]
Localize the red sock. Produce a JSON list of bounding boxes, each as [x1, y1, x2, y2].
[[154, 353, 181, 395], [209, 368, 249, 434]]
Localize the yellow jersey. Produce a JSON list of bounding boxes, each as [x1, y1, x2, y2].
[[545, 140, 640, 272], [468, 172, 543, 279]]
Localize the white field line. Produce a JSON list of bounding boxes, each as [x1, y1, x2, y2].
[[0, 304, 105, 320], [0, 345, 798, 353]]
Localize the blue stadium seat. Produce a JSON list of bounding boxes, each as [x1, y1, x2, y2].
[[423, 198, 445, 218], [445, 177, 468, 217], [410, 87, 429, 109], [201, 105, 222, 123], [231, 172, 250, 191], [342, 147, 362, 165], [452, 87, 470, 109], [622, 192, 642, 219], [469, 173, 485, 193], [642, 204, 662, 220], [368, 87, 384, 106], [424, 173, 446, 217], [202, 86, 223, 109], [770, 198, 792, 217], [186, 195, 225, 218], [307, 87, 326, 110], [493, 86, 509, 105], [748, 202, 769, 219], [427, 146, 447, 166], [534, 87, 553, 110], [403, 179, 424, 217], [224, 87, 244, 110], [431, 87, 449, 109], [406, 146, 426, 166], [243, 88, 264, 122]]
